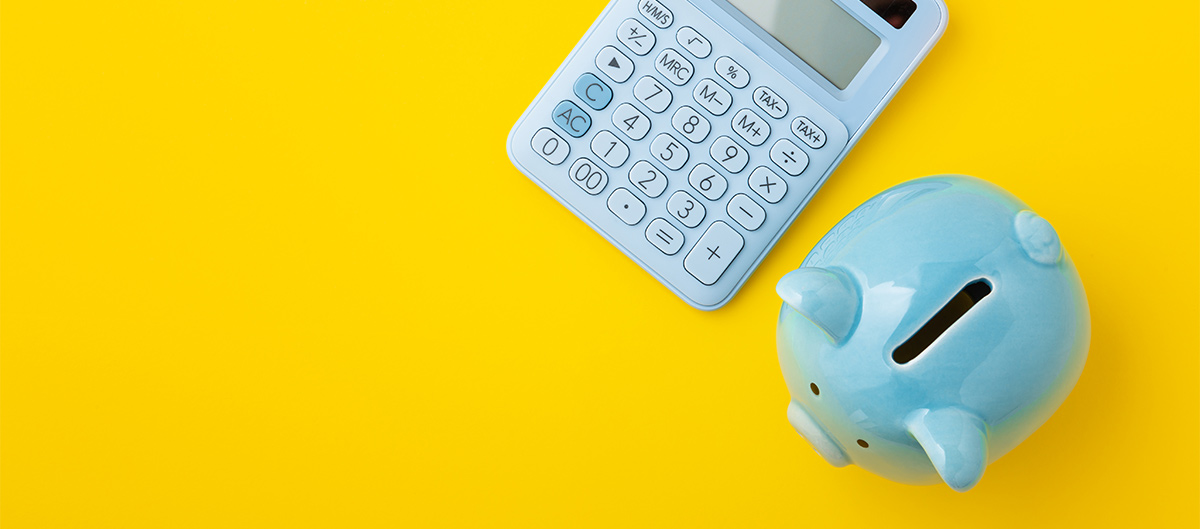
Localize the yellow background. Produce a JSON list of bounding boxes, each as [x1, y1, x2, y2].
[[2, 0, 1198, 526]]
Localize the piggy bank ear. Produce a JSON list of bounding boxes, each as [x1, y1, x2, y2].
[[777, 267, 860, 345], [906, 407, 989, 492], [1014, 210, 1063, 265]]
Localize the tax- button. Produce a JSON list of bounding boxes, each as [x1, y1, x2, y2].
[[684, 221, 744, 286], [552, 100, 591, 138], [655, 48, 694, 86], [573, 73, 612, 111], [596, 46, 635, 83]]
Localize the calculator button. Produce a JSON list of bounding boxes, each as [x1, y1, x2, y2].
[[727, 194, 765, 231], [752, 86, 789, 119], [769, 138, 809, 176], [748, 166, 787, 204], [693, 79, 732, 116], [710, 136, 749, 173], [633, 76, 672, 113], [654, 48, 694, 86], [573, 73, 612, 111], [667, 190, 706, 228], [629, 160, 669, 198], [676, 27, 711, 59], [568, 158, 609, 195], [646, 218, 684, 255], [731, 109, 771, 146], [671, 106, 710, 143], [688, 163, 727, 201], [552, 100, 591, 138], [617, 18, 656, 56], [531, 127, 569, 165], [612, 103, 651, 141], [638, 0, 673, 29], [684, 221, 744, 286], [591, 130, 630, 168], [715, 56, 750, 89], [607, 187, 647, 225], [596, 46, 635, 83], [791, 116, 828, 149], [650, 133, 689, 171]]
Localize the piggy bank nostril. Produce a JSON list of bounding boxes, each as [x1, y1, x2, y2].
[[810, 383, 820, 396]]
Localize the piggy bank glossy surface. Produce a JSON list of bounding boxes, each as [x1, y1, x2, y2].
[[776, 176, 1089, 492]]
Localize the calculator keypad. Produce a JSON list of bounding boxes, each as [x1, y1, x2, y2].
[[510, 0, 849, 309]]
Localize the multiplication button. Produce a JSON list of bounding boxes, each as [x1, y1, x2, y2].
[[646, 218, 684, 255], [617, 18, 656, 56], [596, 46, 635, 83], [748, 166, 787, 204], [684, 221, 744, 286], [607, 188, 646, 225]]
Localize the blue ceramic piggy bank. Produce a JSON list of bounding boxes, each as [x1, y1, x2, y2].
[[776, 176, 1089, 492]]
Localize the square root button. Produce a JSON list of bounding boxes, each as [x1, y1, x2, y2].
[[684, 221, 744, 285]]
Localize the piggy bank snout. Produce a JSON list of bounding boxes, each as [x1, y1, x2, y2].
[[787, 401, 849, 467]]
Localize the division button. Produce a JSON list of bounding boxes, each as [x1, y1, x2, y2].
[[684, 221, 744, 285], [769, 138, 809, 176], [727, 194, 765, 231], [617, 18, 656, 56], [646, 218, 685, 255], [607, 187, 647, 225], [596, 45, 635, 83]]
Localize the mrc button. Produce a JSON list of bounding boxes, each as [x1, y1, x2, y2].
[[639, 0, 673, 28]]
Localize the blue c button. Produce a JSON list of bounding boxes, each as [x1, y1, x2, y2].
[[573, 73, 613, 111]]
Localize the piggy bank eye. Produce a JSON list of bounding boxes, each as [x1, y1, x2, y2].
[[810, 383, 820, 396]]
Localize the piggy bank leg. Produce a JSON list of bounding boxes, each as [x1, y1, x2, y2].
[[906, 407, 989, 492]]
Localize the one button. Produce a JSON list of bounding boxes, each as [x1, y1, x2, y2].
[[769, 138, 810, 176], [650, 133, 688, 171], [531, 127, 569, 165], [676, 27, 711, 58], [633, 76, 672, 113], [654, 48, 694, 86], [591, 130, 630, 168], [552, 100, 591, 138], [731, 108, 771, 146], [791, 116, 828, 149], [646, 218, 684, 255], [753, 86, 789, 119], [607, 187, 647, 225], [568, 158, 609, 195], [727, 193, 765, 231], [684, 221, 744, 285], [692, 78, 732, 116], [715, 56, 749, 89], [612, 103, 651, 141], [596, 46, 635, 83], [688, 163, 727, 201], [671, 105, 711, 143], [638, 0, 673, 29], [710, 135, 749, 173], [573, 73, 612, 111], [748, 166, 787, 204], [617, 18, 656, 56], [667, 190, 706, 228], [629, 160, 668, 198]]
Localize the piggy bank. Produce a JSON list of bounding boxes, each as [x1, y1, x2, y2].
[[776, 176, 1089, 492]]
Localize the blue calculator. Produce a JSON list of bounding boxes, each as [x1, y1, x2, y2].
[[508, 0, 947, 310]]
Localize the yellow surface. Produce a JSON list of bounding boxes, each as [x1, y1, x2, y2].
[[2, 0, 1198, 526]]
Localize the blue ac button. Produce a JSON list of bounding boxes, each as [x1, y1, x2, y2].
[[552, 100, 591, 138]]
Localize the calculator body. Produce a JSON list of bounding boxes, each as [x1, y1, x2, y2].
[[508, 0, 948, 310]]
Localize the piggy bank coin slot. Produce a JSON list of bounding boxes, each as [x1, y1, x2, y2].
[[893, 280, 993, 364]]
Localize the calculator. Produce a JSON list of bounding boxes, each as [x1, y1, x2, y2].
[[507, 0, 947, 310]]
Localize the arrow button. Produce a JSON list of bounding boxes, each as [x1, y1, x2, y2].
[[596, 46, 634, 83]]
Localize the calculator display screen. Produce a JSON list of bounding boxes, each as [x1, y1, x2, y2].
[[725, 0, 881, 89]]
